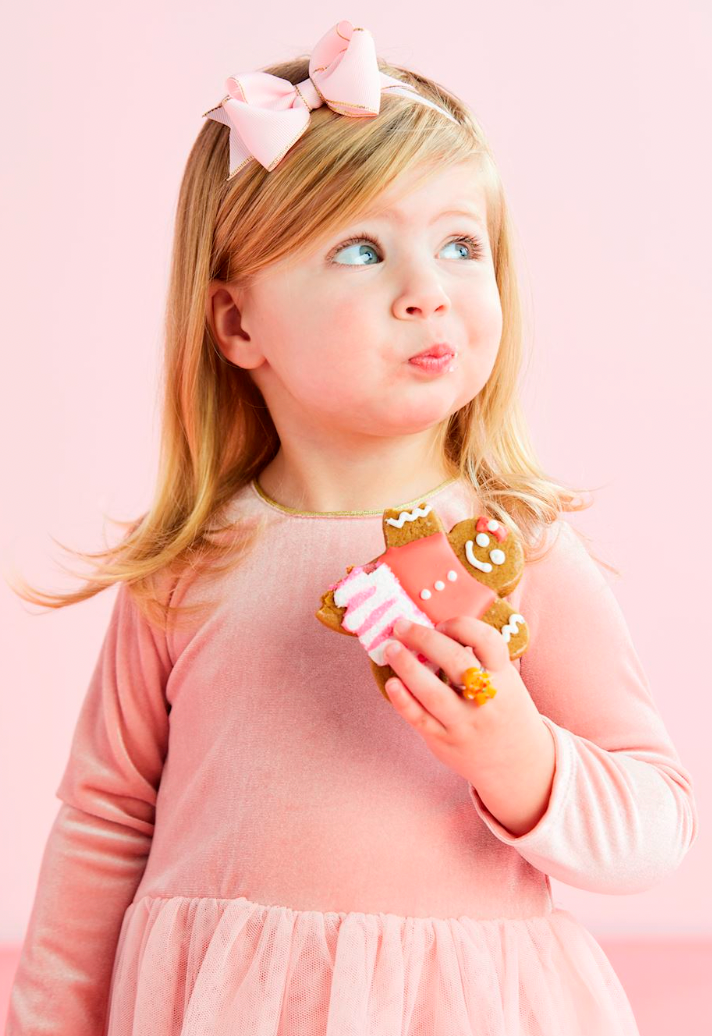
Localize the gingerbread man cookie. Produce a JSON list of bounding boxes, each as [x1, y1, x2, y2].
[[315, 500, 529, 701]]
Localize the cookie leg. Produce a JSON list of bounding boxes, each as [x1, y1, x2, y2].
[[370, 657, 399, 701]]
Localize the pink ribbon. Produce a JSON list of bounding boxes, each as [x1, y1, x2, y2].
[[203, 19, 458, 178], [475, 516, 509, 542]]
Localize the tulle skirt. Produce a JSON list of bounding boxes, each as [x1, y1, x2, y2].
[[105, 894, 640, 1036]]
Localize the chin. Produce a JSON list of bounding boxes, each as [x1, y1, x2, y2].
[[382, 407, 454, 435]]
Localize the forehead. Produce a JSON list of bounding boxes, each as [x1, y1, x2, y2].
[[250, 161, 493, 283], [357, 162, 490, 228]]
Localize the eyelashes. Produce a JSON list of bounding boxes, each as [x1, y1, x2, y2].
[[327, 231, 486, 265]]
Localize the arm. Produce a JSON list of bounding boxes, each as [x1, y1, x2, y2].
[[465, 707, 557, 837], [5, 581, 173, 1035], [468, 519, 699, 893]]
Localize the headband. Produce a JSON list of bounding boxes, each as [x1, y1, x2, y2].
[[202, 19, 459, 180]]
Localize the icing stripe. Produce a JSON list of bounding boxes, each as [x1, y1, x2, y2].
[[356, 597, 397, 638], [333, 562, 436, 666], [501, 613, 525, 643], [385, 504, 432, 529]]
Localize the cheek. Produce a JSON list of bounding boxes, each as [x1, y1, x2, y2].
[[467, 286, 503, 351], [324, 297, 380, 346], [276, 292, 376, 357], [300, 299, 384, 380], [267, 299, 383, 403]]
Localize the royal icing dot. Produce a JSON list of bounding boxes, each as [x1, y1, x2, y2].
[[475, 533, 490, 547], [487, 520, 499, 531], [489, 549, 505, 565], [419, 569, 458, 598]]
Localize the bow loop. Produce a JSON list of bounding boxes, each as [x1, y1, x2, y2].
[[223, 97, 309, 173], [309, 21, 382, 117]]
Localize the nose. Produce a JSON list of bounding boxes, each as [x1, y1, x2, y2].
[[392, 267, 451, 319]]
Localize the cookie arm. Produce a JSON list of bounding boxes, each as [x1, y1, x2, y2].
[[5, 582, 172, 1035], [468, 520, 699, 894]]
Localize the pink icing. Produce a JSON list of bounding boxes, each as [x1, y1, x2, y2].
[[375, 532, 497, 624], [476, 516, 508, 542], [358, 598, 398, 640]]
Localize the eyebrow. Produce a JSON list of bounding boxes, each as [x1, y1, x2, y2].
[[359, 207, 487, 228]]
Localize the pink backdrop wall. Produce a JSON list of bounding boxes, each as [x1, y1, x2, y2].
[[1, 0, 709, 950]]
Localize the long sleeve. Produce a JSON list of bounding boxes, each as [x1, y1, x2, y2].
[[5, 581, 172, 1035], [468, 518, 699, 894]]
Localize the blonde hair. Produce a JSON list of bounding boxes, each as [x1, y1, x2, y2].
[[6, 55, 614, 633]]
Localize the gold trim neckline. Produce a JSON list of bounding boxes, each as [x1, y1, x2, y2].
[[250, 475, 460, 518]]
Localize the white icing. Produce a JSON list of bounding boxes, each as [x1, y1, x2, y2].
[[501, 613, 525, 643], [385, 503, 432, 528], [475, 532, 490, 547], [489, 548, 506, 565], [421, 568, 458, 598], [465, 539, 492, 573], [333, 563, 436, 666], [487, 520, 499, 532]]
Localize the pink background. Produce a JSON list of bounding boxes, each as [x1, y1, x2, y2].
[[0, 0, 709, 980]]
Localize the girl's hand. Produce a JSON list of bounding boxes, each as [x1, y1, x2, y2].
[[383, 616, 542, 785]]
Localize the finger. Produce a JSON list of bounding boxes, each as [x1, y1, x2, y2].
[[384, 676, 441, 735], [434, 615, 510, 672], [383, 642, 458, 731], [392, 619, 484, 693]]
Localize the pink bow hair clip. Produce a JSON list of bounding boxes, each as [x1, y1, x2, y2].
[[202, 19, 458, 179]]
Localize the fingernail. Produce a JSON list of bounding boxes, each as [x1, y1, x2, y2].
[[393, 618, 411, 635]]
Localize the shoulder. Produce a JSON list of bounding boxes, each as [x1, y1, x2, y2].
[[526, 518, 607, 581], [514, 518, 614, 631]]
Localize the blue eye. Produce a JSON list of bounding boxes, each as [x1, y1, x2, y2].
[[327, 232, 485, 266], [330, 238, 381, 266]]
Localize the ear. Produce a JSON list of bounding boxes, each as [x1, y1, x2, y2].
[[206, 280, 263, 369]]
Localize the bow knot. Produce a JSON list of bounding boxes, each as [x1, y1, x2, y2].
[[203, 19, 457, 178]]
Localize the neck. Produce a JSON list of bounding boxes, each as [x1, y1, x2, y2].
[[256, 452, 458, 514]]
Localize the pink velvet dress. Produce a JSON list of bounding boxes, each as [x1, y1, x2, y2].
[[5, 475, 699, 1035]]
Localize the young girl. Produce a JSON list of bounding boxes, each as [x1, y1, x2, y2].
[[6, 19, 698, 1036]]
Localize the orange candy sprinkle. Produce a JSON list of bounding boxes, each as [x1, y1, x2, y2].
[[461, 666, 497, 704]]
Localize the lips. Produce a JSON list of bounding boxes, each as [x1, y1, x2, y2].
[[409, 343, 454, 360]]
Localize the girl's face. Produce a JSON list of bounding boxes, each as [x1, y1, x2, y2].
[[217, 160, 503, 441]]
